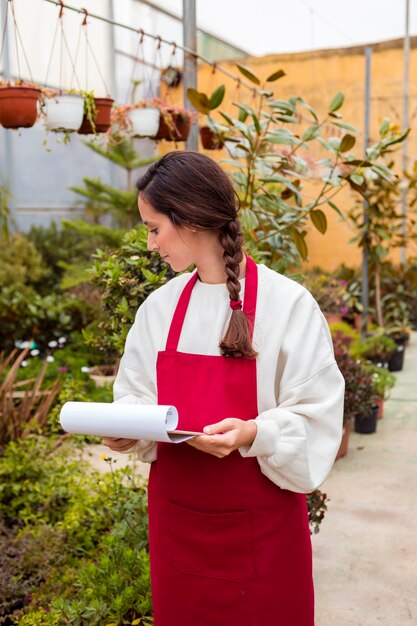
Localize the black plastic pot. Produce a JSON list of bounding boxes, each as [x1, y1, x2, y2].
[[354, 405, 378, 434], [388, 345, 405, 372]]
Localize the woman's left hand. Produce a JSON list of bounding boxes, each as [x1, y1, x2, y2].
[[186, 418, 257, 458]]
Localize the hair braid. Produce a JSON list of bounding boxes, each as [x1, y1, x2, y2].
[[218, 219, 258, 359]]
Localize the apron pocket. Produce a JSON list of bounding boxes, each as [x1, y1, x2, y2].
[[168, 501, 254, 583]]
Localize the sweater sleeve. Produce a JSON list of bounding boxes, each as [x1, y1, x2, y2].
[[113, 300, 158, 463], [239, 290, 345, 493]]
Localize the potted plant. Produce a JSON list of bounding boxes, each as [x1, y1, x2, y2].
[[156, 102, 194, 142], [187, 85, 227, 149], [306, 274, 350, 323], [110, 101, 160, 139], [78, 94, 114, 135], [333, 347, 358, 457], [363, 363, 396, 418], [42, 89, 86, 133], [350, 333, 397, 366], [0, 80, 41, 129]]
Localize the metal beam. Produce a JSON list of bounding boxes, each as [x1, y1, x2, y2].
[[361, 46, 372, 340], [400, 0, 410, 265], [183, 0, 198, 151]]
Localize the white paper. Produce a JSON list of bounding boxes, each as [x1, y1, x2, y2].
[[59, 402, 201, 443]]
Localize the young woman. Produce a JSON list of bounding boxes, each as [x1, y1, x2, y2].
[[104, 151, 344, 626]]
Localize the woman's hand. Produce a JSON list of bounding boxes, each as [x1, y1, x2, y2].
[[186, 418, 257, 458], [102, 437, 138, 452]]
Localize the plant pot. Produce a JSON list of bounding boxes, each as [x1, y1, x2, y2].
[[129, 106, 160, 138], [374, 396, 384, 419], [89, 364, 118, 387], [354, 405, 378, 434], [336, 420, 351, 460], [200, 125, 224, 150], [325, 312, 344, 325], [156, 109, 191, 141], [78, 97, 114, 135], [388, 345, 405, 372], [0, 86, 41, 129], [44, 94, 85, 132]]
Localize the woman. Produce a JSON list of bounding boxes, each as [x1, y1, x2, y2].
[[105, 151, 344, 626]]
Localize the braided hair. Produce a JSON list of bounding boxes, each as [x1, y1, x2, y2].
[[137, 151, 257, 359]]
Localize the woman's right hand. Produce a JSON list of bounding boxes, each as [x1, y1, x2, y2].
[[102, 437, 138, 452]]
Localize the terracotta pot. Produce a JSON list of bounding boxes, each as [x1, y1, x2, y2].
[[156, 108, 191, 141], [200, 126, 224, 150], [325, 313, 344, 325], [374, 396, 384, 419], [78, 97, 114, 135], [336, 421, 351, 460], [0, 86, 41, 129]]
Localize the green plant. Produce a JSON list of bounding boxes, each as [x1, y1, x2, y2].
[[0, 178, 14, 236], [363, 363, 396, 400], [83, 225, 173, 361], [334, 346, 377, 423], [0, 233, 48, 289], [350, 333, 397, 362], [189, 67, 409, 268]]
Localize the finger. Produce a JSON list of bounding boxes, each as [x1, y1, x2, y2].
[[203, 418, 239, 435]]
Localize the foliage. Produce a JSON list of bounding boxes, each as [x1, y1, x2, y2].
[[0, 436, 152, 625], [346, 148, 417, 326], [0, 233, 48, 290], [70, 138, 156, 229], [304, 272, 351, 315], [307, 489, 328, 535], [350, 333, 397, 362], [27, 220, 124, 292], [193, 66, 409, 267], [0, 178, 14, 236], [84, 226, 173, 361], [362, 363, 396, 400], [0, 349, 62, 450], [334, 346, 377, 423], [0, 284, 95, 352]]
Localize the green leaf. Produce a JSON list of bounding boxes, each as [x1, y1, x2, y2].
[[266, 69, 286, 82], [350, 173, 364, 185], [187, 88, 210, 114], [342, 159, 373, 167], [209, 85, 225, 110], [310, 209, 327, 234], [240, 208, 259, 231], [290, 228, 308, 260], [236, 64, 261, 85], [219, 111, 234, 126], [302, 124, 320, 141], [252, 112, 261, 134], [331, 120, 358, 133], [275, 114, 299, 123], [379, 117, 390, 137], [328, 91, 345, 113], [340, 134, 356, 153], [291, 96, 318, 121]]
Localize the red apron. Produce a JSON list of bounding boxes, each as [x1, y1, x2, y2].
[[148, 257, 314, 626]]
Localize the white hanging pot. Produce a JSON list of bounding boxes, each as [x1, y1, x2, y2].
[[129, 106, 160, 138], [44, 93, 85, 132]]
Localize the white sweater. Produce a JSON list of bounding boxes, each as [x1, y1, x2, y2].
[[113, 263, 345, 493]]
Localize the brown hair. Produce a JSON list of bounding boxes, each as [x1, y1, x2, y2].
[[136, 151, 257, 358]]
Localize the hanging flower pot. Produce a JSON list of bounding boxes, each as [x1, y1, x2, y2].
[[0, 86, 41, 129], [44, 93, 85, 132], [129, 106, 160, 138], [156, 107, 192, 142], [78, 97, 114, 135], [200, 125, 224, 150]]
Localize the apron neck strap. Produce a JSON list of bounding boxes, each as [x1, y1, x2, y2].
[[165, 256, 258, 351]]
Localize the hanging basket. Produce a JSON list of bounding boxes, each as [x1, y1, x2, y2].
[[78, 97, 114, 135], [129, 106, 160, 138], [156, 108, 192, 142], [44, 93, 85, 132], [200, 125, 224, 150], [0, 86, 41, 129]]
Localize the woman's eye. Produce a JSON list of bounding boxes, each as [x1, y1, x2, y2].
[[149, 228, 159, 235]]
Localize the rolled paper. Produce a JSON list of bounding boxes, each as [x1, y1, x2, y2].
[[59, 402, 200, 443]]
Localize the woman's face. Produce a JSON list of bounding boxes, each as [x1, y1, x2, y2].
[[138, 194, 204, 272]]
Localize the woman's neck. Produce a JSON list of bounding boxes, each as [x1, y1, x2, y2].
[[196, 254, 247, 285]]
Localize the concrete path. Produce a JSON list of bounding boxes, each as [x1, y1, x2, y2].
[[83, 335, 417, 625], [314, 333, 417, 625]]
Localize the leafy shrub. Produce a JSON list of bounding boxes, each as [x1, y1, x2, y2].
[[0, 233, 48, 289], [350, 333, 397, 362], [84, 226, 174, 361], [334, 347, 377, 423]]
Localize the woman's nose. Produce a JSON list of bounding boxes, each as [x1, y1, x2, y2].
[[147, 233, 158, 252]]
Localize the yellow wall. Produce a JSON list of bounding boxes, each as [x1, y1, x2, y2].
[[160, 37, 417, 270]]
